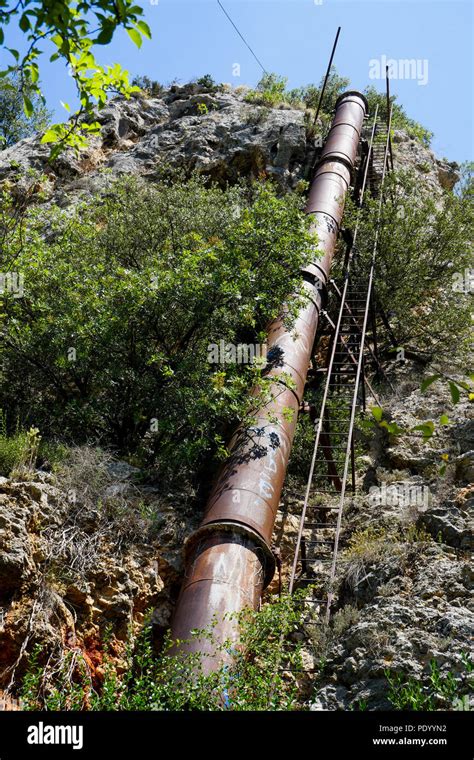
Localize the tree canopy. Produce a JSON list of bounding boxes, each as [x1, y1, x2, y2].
[[0, 72, 51, 147]]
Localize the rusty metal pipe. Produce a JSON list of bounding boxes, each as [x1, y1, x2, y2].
[[171, 91, 368, 668]]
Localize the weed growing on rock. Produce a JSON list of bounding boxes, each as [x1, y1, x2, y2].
[[19, 593, 306, 711], [385, 656, 473, 710]]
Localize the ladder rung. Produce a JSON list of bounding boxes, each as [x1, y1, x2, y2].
[[316, 445, 353, 449], [300, 598, 327, 604], [304, 538, 334, 546], [306, 505, 341, 511]]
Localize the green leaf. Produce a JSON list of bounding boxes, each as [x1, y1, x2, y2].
[[439, 414, 450, 425], [412, 421, 435, 440], [96, 24, 114, 45], [448, 381, 460, 404], [41, 128, 61, 144], [0, 27, 4, 46], [136, 20, 152, 39], [29, 65, 39, 84], [23, 95, 33, 118], [420, 375, 440, 392], [371, 406, 383, 423], [19, 13, 30, 32], [127, 27, 142, 48], [387, 422, 404, 436]]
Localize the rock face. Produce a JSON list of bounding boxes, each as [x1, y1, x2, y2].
[[307, 374, 473, 710], [391, 129, 459, 192], [0, 457, 198, 693], [0, 84, 313, 203], [0, 82, 458, 208]]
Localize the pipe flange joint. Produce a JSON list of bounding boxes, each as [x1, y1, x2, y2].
[[184, 520, 276, 588]]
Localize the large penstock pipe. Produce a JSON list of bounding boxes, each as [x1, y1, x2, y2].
[[171, 91, 368, 670]]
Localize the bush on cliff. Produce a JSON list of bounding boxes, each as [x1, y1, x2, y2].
[[0, 174, 314, 484]]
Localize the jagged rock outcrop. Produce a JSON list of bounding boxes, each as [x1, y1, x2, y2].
[[307, 374, 473, 710], [0, 84, 313, 204], [0, 83, 459, 210], [392, 129, 459, 192], [0, 458, 198, 693]]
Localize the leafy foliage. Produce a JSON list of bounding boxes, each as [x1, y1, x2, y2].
[[0, 410, 38, 476], [0, 0, 150, 154], [20, 593, 305, 711], [0, 410, 68, 476], [196, 74, 219, 92], [364, 86, 433, 147], [245, 72, 289, 108], [0, 173, 315, 484], [288, 67, 350, 114], [0, 74, 51, 148], [131, 75, 164, 98], [343, 168, 473, 362], [385, 656, 473, 710], [245, 68, 349, 118]]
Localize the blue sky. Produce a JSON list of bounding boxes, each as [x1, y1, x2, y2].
[[5, 0, 474, 163]]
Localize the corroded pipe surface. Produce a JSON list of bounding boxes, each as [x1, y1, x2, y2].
[[171, 91, 368, 668]]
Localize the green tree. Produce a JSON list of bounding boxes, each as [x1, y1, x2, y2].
[[364, 85, 433, 147], [0, 173, 315, 484], [131, 74, 164, 98], [0, 73, 51, 148], [289, 66, 350, 113], [343, 168, 473, 363], [245, 72, 289, 107]]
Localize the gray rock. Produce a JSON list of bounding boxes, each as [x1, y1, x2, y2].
[[419, 504, 473, 549], [106, 461, 140, 481], [0, 87, 312, 205]]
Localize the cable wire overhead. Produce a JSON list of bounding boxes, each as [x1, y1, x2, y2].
[[217, 0, 267, 74]]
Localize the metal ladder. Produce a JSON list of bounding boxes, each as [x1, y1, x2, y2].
[[285, 107, 393, 629]]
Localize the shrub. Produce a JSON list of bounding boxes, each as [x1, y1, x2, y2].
[[364, 86, 433, 147], [196, 74, 218, 92], [288, 68, 350, 114], [245, 68, 349, 117], [331, 605, 361, 637], [0, 174, 315, 485], [130, 75, 164, 97], [343, 168, 473, 363], [20, 593, 306, 711], [385, 656, 473, 710], [245, 72, 289, 107], [0, 412, 44, 476]]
